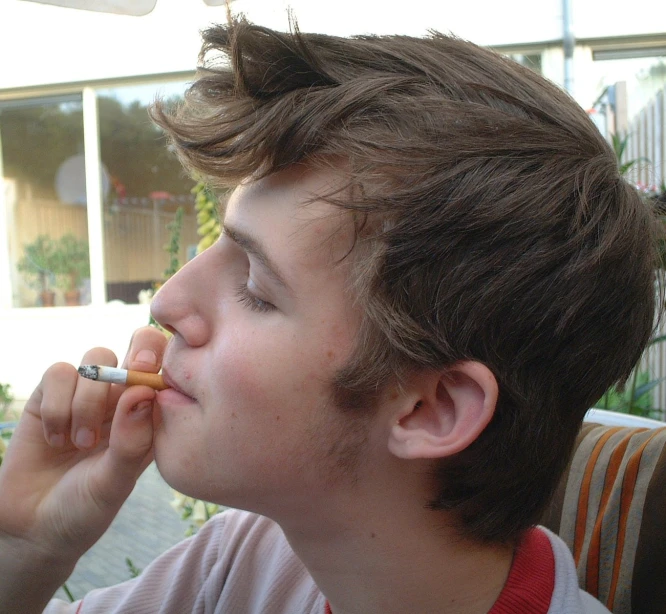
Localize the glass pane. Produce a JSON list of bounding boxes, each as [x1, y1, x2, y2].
[[97, 82, 198, 304], [591, 56, 666, 121], [0, 96, 91, 308], [510, 53, 543, 75]]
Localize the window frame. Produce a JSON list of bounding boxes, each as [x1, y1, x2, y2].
[[0, 71, 194, 310]]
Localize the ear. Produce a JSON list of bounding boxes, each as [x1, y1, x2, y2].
[[388, 362, 498, 460]]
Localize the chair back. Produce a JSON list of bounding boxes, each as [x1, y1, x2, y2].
[[541, 416, 666, 613]]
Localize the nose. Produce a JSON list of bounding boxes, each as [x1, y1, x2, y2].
[[150, 249, 213, 347]]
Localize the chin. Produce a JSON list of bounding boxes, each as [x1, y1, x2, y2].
[[152, 432, 190, 490]]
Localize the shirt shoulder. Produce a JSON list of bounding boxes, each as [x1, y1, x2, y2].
[[541, 527, 611, 614], [45, 509, 324, 614], [195, 509, 326, 614]]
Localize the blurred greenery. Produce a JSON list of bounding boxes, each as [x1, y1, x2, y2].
[[53, 233, 90, 292], [595, 336, 666, 419], [0, 95, 191, 200]]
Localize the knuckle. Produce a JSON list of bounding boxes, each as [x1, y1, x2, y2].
[[43, 362, 76, 381], [71, 397, 106, 423], [81, 347, 117, 366], [40, 404, 71, 430]]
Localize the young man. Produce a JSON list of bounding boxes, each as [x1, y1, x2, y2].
[[0, 18, 659, 614]]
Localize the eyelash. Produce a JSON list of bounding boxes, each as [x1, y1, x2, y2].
[[235, 282, 276, 313]]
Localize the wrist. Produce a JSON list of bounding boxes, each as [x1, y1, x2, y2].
[[0, 534, 78, 613]]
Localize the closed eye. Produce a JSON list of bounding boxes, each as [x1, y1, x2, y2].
[[235, 282, 277, 313]]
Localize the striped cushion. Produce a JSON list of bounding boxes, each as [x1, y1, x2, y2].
[[541, 423, 666, 613]]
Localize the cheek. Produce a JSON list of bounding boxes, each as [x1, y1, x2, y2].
[[217, 324, 353, 419], [209, 329, 325, 411]]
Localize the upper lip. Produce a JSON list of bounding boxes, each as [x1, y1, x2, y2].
[[161, 367, 196, 400]]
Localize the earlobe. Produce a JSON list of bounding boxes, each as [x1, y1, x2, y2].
[[388, 362, 498, 460]]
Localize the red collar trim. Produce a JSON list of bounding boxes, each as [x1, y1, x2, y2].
[[325, 527, 554, 614], [489, 527, 555, 614]]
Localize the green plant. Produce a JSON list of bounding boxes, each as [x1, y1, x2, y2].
[[0, 383, 13, 420], [595, 335, 666, 418], [0, 384, 15, 470], [148, 206, 184, 328], [53, 234, 90, 292], [193, 181, 221, 254], [163, 207, 184, 280], [125, 557, 141, 578], [0, 426, 13, 469], [610, 132, 649, 176], [169, 490, 222, 537], [595, 371, 656, 417], [16, 235, 58, 294]]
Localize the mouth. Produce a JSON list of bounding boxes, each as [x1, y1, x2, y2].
[[160, 368, 197, 402]]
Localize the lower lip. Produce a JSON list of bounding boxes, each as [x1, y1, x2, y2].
[[156, 388, 197, 406]]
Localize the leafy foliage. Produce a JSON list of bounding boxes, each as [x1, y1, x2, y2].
[[125, 557, 142, 578], [193, 182, 221, 253], [0, 96, 191, 200], [0, 383, 14, 420], [610, 132, 648, 176], [0, 384, 15, 469], [595, 335, 666, 418], [17, 235, 58, 292], [169, 491, 222, 537], [53, 234, 90, 292], [163, 207, 184, 280]]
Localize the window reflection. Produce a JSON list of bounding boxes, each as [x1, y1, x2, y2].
[[0, 96, 91, 307], [592, 56, 666, 120], [97, 82, 197, 304]]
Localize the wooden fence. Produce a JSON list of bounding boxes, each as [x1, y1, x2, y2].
[[625, 83, 666, 191], [11, 195, 198, 305], [621, 83, 666, 417]]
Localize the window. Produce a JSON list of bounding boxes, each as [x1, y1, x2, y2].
[[96, 81, 197, 304], [0, 95, 90, 307], [511, 53, 543, 75], [591, 56, 666, 120]]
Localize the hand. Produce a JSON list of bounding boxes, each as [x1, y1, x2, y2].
[[0, 326, 167, 609]]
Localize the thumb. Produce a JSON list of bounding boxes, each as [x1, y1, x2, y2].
[[92, 386, 156, 508]]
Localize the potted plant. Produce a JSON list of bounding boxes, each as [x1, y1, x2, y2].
[[17, 235, 58, 306], [53, 233, 90, 306]]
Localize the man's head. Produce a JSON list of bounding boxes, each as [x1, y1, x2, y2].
[[151, 18, 662, 543]]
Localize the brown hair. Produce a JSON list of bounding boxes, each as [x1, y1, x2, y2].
[[151, 18, 663, 543]]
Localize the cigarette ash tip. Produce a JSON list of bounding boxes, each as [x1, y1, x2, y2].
[[78, 365, 100, 380]]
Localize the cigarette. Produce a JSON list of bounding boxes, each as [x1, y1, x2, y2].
[[77, 365, 169, 390]]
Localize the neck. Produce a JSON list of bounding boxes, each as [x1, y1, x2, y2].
[[277, 495, 513, 614]]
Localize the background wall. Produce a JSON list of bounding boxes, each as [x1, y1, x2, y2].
[[1, 0, 665, 89], [1, 304, 151, 402]]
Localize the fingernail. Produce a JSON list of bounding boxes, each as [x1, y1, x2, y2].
[[75, 427, 95, 449], [130, 400, 153, 419], [49, 433, 65, 448], [134, 349, 157, 366]]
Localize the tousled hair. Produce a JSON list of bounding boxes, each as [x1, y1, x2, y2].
[[151, 17, 663, 543]]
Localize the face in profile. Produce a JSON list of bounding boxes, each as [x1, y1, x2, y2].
[[150, 166, 368, 519]]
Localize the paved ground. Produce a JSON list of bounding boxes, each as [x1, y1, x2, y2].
[[53, 463, 190, 603]]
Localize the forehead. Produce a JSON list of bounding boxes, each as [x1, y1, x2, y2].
[[224, 166, 355, 267]]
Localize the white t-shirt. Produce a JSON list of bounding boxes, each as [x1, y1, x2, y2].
[[44, 509, 610, 613]]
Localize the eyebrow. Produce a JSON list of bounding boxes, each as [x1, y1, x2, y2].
[[222, 223, 291, 293]]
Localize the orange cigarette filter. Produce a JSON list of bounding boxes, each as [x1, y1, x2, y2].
[[78, 365, 169, 390]]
